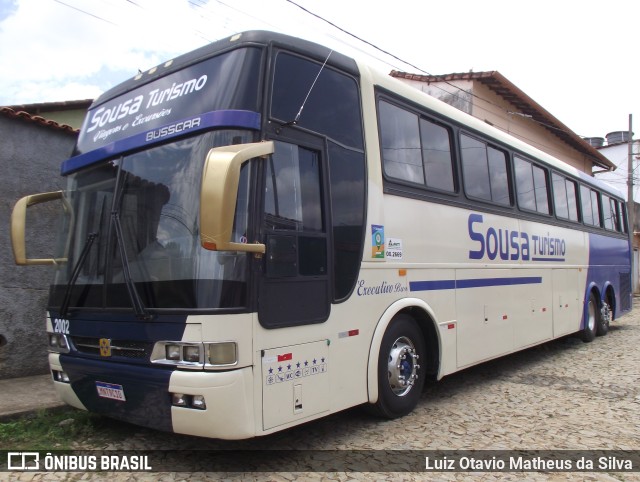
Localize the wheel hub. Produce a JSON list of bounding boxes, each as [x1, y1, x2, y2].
[[387, 336, 420, 396]]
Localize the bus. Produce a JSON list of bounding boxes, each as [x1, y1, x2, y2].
[[11, 31, 632, 439]]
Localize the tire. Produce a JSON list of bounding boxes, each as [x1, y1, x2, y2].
[[596, 299, 611, 336], [368, 314, 426, 419], [580, 292, 599, 343]]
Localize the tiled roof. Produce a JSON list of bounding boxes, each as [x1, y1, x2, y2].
[[390, 70, 615, 171], [6, 99, 92, 113], [0, 107, 79, 135]]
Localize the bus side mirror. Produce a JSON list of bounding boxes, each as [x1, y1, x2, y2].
[[200, 141, 274, 253], [11, 190, 68, 265]]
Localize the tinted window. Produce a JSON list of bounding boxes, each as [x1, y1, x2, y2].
[[328, 143, 366, 300], [420, 118, 455, 192], [379, 101, 423, 184], [378, 100, 455, 193], [591, 190, 601, 226], [515, 156, 550, 214], [553, 173, 579, 221], [580, 185, 595, 225], [461, 134, 510, 205], [271, 52, 363, 149], [264, 143, 323, 232], [602, 195, 622, 232]]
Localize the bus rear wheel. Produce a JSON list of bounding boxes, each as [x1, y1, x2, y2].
[[597, 299, 612, 336], [369, 314, 426, 419], [580, 293, 599, 343]]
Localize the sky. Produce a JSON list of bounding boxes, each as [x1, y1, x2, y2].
[[0, 0, 638, 140]]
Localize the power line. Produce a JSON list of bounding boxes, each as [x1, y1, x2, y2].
[[53, 0, 118, 26], [282, 0, 607, 150]]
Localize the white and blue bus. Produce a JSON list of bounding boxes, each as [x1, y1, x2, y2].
[[11, 31, 632, 439]]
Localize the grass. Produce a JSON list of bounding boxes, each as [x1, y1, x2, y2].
[[0, 408, 115, 450]]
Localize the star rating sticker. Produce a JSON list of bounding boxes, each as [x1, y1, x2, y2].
[[287, 364, 292, 370], [268, 367, 273, 374], [278, 366, 283, 372], [296, 362, 301, 368]]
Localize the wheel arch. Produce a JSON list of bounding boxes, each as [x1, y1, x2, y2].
[[367, 298, 441, 404]]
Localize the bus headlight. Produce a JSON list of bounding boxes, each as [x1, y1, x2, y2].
[[207, 342, 237, 366], [48, 333, 70, 353], [165, 344, 181, 361], [183, 345, 201, 363], [152, 341, 236, 369]]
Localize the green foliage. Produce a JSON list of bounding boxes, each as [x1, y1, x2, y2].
[[0, 408, 105, 450]]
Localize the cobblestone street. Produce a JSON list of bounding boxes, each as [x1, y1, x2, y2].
[[8, 303, 640, 481]]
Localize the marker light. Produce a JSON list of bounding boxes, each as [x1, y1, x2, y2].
[[208, 342, 237, 366]]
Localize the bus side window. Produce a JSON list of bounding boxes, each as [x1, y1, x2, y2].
[[591, 190, 602, 227], [515, 156, 550, 214], [420, 118, 455, 192], [379, 101, 423, 185], [580, 184, 595, 225], [553, 173, 579, 222], [460, 134, 510, 205], [602, 194, 614, 231]]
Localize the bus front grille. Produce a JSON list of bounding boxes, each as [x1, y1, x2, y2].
[[70, 337, 153, 360]]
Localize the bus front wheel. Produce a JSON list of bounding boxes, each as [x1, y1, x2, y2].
[[370, 314, 426, 419]]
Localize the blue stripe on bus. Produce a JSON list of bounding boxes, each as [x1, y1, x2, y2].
[[410, 276, 542, 292], [61, 109, 262, 175]]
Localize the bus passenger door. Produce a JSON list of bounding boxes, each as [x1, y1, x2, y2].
[[258, 140, 331, 328]]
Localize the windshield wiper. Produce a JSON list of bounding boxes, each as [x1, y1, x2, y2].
[[59, 232, 98, 318], [111, 211, 151, 320]]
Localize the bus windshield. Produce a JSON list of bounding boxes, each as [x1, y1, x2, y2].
[[50, 129, 254, 313]]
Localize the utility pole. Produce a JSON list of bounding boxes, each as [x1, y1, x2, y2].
[[628, 114, 637, 294], [628, 114, 634, 234]]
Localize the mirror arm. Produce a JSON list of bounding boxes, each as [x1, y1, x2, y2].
[[11, 191, 67, 265], [200, 141, 274, 253]]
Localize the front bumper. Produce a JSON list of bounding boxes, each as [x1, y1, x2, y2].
[[51, 353, 255, 440]]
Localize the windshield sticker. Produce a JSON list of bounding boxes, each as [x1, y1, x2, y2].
[[371, 225, 384, 259], [386, 238, 403, 260]]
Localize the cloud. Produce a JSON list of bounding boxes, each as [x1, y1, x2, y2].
[[0, 0, 213, 104]]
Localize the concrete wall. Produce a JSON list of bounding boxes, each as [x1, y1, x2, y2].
[[0, 116, 76, 379]]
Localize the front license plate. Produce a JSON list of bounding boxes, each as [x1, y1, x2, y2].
[[95, 381, 126, 401]]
